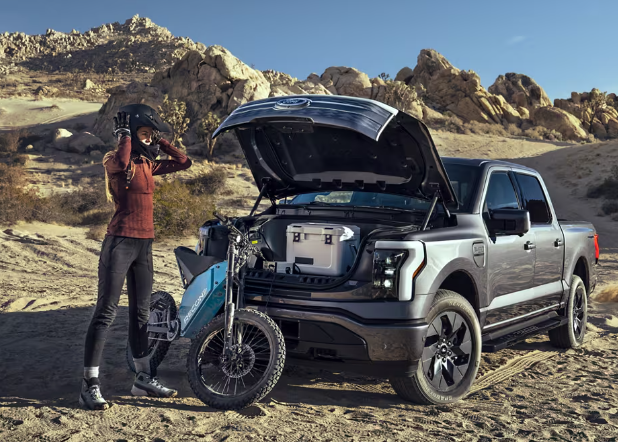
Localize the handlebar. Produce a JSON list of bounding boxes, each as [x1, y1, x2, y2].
[[213, 212, 229, 224]]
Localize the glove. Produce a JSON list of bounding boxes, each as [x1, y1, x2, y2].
[[113, 112, 131, 140], [152, 129, 162, 146]]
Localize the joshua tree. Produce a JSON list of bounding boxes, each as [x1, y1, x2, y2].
[[196, 112, 222, 158], [158, 94, 190, 146], [583, 89, 608, 132]]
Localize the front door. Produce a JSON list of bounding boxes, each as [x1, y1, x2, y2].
[[481, 170, 536, 329]]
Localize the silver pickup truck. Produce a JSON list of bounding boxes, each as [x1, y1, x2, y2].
[[202, 94, 600, 405]]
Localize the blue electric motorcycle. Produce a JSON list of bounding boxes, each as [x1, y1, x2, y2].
[[126, 213, 286, 410]]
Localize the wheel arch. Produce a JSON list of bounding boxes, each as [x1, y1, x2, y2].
[[436, 270, 480, 318], [572, 256, 589, 293]]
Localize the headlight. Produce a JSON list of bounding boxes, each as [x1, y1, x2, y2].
[[372, 249, 409, 299]]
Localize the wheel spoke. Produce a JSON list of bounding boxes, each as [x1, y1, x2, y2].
[[428, 358, 443, 389], [453, 338, 471, 357]]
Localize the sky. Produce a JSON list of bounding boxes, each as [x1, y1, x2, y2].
[[1, 0, 616, 101]]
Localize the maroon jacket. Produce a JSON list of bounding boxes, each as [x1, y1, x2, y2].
[[104, 136, 192, 239]]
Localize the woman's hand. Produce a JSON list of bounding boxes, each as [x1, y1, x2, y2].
[[113, 112, 131, 140], [152, 129, 162, 146]]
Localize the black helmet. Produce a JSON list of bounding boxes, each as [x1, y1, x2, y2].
[[119, 103, 171, 161], [119, 103, 171, 134]]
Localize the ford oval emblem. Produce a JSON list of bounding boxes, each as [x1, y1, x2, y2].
[[274, 97, 311, 110]]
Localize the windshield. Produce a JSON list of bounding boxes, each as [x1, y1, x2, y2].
[[285, 163, 480, 213]]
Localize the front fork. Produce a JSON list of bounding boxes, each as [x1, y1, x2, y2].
[[223, 240, 237, 357]]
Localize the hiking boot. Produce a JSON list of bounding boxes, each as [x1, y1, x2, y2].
[[131, 372, 177, 398], [79, 377, 109, 410]]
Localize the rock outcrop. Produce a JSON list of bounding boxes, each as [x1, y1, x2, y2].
[[262, 70, 333, 97], [395, 49, 523, 126], [532, 107, 588, 141], [488, 73, 551, 111], [94, 46, 271, 145], [0, 15, 206, 74], [554, 89, 618, 138]]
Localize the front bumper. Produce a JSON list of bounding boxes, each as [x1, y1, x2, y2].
[[249, 304, 428, 378]]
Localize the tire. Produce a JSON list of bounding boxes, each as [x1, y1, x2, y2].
[[390, 289, 482, 405], [187, 309, 285, 410], [126, 291, 178, 375], [548, 275, 587, 349]]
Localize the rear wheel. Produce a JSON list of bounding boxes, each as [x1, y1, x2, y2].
[[548, 275, 587, 348], [187, 309, 285, 410], [126, 291, 178, 375], [390, 290, 481, 405]]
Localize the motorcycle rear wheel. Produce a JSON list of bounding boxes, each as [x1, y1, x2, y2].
[[126, 291, 177, 375]]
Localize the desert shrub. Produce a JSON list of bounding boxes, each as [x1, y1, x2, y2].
[[153, 180, 216, 239], [523, 126, 563, 142], [602, 201, 618, 215], [505, 123, 523, 136], [12, 154, 29, 166], [86, 225, 107, 241], [382, 81, 423, 113], [158, 94, 190, 146], [0, 163, 41, 225], [39, 184, 113, 226], [0, 107, 7, 116], [186, 167, 228, 195], [196, 112, 222, 157], [464, 120, 509, 137], [587, 166, 618, 199], [0, 129, 26, 153]]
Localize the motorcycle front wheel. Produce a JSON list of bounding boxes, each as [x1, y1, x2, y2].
[[187, 308, 286, 410]]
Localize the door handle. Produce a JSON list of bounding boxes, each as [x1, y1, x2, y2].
[[524, 241, 536, 250], [554, 238, 564, 247]]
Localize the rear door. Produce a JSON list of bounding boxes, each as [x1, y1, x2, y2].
[[481, 168, 536, 329], [513, 172, 564, 309]]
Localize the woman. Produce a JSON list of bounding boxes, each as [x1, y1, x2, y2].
[[80, 104, 192, 410]]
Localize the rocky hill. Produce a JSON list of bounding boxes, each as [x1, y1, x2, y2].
[[0, 15, 204, 75], [2, 15, 617, 146]]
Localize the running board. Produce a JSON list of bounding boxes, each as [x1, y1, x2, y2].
[[481, 317, 567, 352]]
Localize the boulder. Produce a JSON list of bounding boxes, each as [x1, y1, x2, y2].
[[607, 118, 618, 138], [83, 79, 96, 90], [319, 66, 372, 97], [64, 132, 104, 154], [488, 73, 551, 111], [399, 49, 521, 126], [113, 47, 271, 145], [53, 128, 74, 150], [532, 107, 588, 141], [89, 149, 104, 159], [591, 119, 607, 137]]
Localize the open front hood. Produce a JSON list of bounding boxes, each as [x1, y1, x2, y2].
[[213, 95, 457, 208]]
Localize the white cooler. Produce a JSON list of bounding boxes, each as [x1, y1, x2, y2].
[[285, 223, 360, 276]]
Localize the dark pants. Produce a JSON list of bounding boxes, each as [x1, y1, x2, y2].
[[84, 235, 153, 367]]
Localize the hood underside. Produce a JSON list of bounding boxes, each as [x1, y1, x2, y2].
[[213, 95, 457, 208]]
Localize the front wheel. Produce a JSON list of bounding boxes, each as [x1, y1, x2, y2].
[[187, 309, 286, 410], [390, 290, 482, 405], [126, 291, 178, 375]]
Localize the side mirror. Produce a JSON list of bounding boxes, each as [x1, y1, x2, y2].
[[487, 209, 530, 236]]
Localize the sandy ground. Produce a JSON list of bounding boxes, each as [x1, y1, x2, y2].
[[2, 104, 618, 441], [0, 98, 103, 130]]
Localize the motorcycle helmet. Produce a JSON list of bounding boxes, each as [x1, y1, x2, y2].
[[119, 103, 172, 162]]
